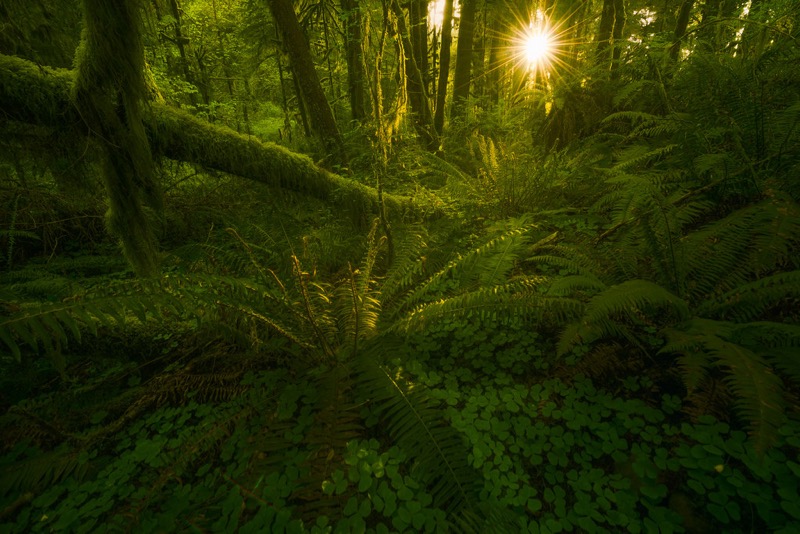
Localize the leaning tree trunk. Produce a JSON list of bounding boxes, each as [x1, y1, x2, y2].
[[610, 0, 626, 78], [670, 0, 695, 61], [266, 0, 348, 168], [0, 54, 432, 268]]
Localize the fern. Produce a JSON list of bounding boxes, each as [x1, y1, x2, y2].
[[393, 218, 534, 316], [683, 198, 800, 301], [546, 274, 607, 297], [660, 319, 786, 453], [702, 270, 800, 321], [354, 350, 478, 516], [582, 279, 690, 326], [0, 449, 90, 497]]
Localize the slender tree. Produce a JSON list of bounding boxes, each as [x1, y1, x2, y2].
[[610, 0, 626, 77], [451, 0, 477, 119], [409, 0, 430, 92], [670, 0, 695, 61], [166, 0, 198, 107], [390, 0, 438, 150], [485, 4, 507, 106], [341, 0, 370, 121], [433, 0, 454, 134]]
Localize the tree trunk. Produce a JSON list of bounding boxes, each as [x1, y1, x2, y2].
[[210, 0, 240, 131], [485, 9, 505, 106], [73, 0, 161, 276], [167, 0, 198, 107], [698, 0, 737, 51], [409, 0, 429, 93], [450, 0, 476, 120], [670, 0, 695, 61], [390, 0, 437, 150], [266, 0, 348, 168], [595, 0, 615, 66], [433, 0, 454, 134], [610, 0, 626, 77], [340, 0, 369, 122]]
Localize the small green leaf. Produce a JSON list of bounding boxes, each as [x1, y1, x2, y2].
[[343, 497, 358, 517], [358, 473, 372, 492], [707, 503, 729, 523]]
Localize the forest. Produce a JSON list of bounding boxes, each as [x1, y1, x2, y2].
[[0, 0, 798, 531]]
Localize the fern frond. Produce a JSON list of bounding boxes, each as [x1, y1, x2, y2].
[[396, 220, 534, 313], [379, 224, 430, 308], [659, 319, 786, 452], [396, 278, 580, 333], [715, 340, 784, 454], [546, 272, 607, 297], [0, 449, 89, 497], [583, 280, 690, 324], [0, 285, 187, 361], [660, 327, 714, 392], [354, 351, 479, 514], [333, 221, 386, 350], [702, 270, 800, 321], [613, 144, 678, 172], [557, 280, 689, 356], [684, 199, 800, 301]]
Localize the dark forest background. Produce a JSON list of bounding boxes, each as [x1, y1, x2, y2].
[[0, 0, 798, 532]]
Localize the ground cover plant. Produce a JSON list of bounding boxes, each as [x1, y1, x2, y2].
[[1, 0, 799, 532]]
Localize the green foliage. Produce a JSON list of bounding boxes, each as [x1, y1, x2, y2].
[[557, 195, 800, 452], [2, 2, 799, 532]]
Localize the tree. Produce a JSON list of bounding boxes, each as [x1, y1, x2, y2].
[[670, 0, 696, 61], [340, 0, 370, 122], [451, 0, 477, 119], [266, 0, 348, 167], [433, 0, 454, 134], [390, 0, 438, 150], [72, 0, 162, 276], [166, 0, 199, 107]]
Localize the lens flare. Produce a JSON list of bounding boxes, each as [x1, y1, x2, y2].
[[519, 23, 554, 71], [524, 31, 552, 64]]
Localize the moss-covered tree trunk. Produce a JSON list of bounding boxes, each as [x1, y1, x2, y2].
[[433, 0, 454, 135], [73, 0, 161, 276], [670, 0, 695, 61], [0, 53, 423, 232]]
